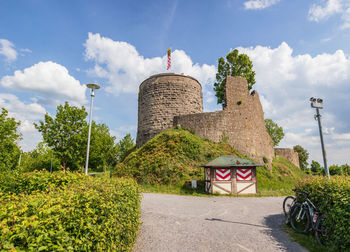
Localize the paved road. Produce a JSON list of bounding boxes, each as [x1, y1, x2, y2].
[[133, 193, 307, 252]]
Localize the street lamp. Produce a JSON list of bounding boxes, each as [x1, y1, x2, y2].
[[310, 97, 330, 179], [85, 83, 100, 175]]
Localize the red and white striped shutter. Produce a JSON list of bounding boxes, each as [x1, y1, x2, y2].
[[236, 168, 252, 181], [216, 169, 231, 181]]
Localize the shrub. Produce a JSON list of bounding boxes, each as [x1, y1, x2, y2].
[[0, 171, 141, 251], [295, 176, 350, 250]]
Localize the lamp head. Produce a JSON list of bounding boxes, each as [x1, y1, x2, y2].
[[86, 83, 100, 90], [310, 97, 323, 109]]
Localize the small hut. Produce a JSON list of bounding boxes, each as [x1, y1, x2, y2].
[[202, 155, 263, 195]]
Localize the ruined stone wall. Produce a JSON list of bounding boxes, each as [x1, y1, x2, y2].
[[136, 73, 203, 147], [275, 148, 300, 168], [174, 76, 275, 165]]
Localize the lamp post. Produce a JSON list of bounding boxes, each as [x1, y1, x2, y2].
[[85, 83, 100, 175], [310, 97, 330, 179]]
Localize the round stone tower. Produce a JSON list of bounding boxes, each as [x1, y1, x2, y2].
[[136, 73, 203, 147]]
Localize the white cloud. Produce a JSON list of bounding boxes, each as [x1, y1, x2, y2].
[[244, 0, 280, 10], [308, 0, 350, 29], [84, 33, 216, 95], [0, 93, 46, 151], [0, 39, 17, 62], [111, 125, 137, 142], [237, 42, 350, 165], [0, 61, 87, 106], [308, 0, 342, 21]]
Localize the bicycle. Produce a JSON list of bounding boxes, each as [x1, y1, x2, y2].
[[289, 191, 333, 246], [282, 189, 301, 224]]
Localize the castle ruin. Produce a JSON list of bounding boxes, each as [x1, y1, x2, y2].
[[136, 73, 298, 167]]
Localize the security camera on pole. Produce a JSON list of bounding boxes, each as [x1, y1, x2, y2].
[[85, 83, 100, 175], [310, 97, 330, 179]]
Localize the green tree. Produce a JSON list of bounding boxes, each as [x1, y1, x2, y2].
[[329, 164, 344, 176], [34, 102, 87, 172], [293, 145, 309, 171], [20, 142, 60, 172], [214, 49, 256, 107], [341, 164, 350, 176], [0, 108, 21, 171], [87, 122, 118, 172], [310, 160, 322, 174], [264, 119, 284, 146], [116, 134, 136, 162]]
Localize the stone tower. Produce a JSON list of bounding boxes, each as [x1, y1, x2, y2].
[[136, 73, 203, 147]]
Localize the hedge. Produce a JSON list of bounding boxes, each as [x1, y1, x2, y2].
[[295, 176, 350, 250], [0, 171, 141, 251]]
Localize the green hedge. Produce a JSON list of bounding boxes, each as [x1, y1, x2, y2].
[[295, 176, 350, 250], [0, 171, 141, 251]]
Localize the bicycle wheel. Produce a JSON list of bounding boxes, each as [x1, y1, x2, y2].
[[290, 203, 310, 233], [315, 215, 333, 246], [283, 196, 296, 216]]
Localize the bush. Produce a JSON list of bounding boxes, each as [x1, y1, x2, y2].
[[0, 170, 85, 194], [295, 176, 350, 250], [0, 171, 141, 251]]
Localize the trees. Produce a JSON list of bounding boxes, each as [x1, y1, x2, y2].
[[0, 108, 21, 171], [293, 145, 309, 171], [310, 160, 323, 174], [329, 164, 343, 176], [116, 134, 135, 162], [264, 119, 285, 146], [214, 49, 256, 107], [20, 142, 60, 172], [341, 164, 350, 176], [88, 122, 118, 172], [34, 102, 88, 172]]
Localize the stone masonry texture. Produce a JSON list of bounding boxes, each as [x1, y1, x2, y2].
[[136, 73, 203, 147], [173, 76, 275, 165], [274, 148, 300, 168]]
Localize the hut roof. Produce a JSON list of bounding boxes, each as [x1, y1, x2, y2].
[[202, 155, 263, 168]]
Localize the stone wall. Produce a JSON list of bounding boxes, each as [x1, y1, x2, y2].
[[136, 73, 203, 147], [275, 148, 300, 168], [174, 76, 275, 165]]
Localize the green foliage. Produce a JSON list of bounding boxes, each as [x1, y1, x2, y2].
[[264, 119, 284, 146], [293, 145, 309, 171], [341, 164, 350, 175], [257, 156, 307, 196], [116, 133, 136, 163], [214, 49, 256, 107], [20, 142, 60, 172], [0, 171, 141, 251], [328, 164, 344, 175], [0, 108, 21, 171], [88, 122, 118, 172], [34, 102, 88, 171], [295, 176, 350, 250], [263, 156, 269, 164], [113, 129, 244, 186], [310, 160, 322, 174]]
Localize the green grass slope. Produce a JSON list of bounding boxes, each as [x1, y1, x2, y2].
[[113, 129, 307, 195], [258, 156, 307, 196]]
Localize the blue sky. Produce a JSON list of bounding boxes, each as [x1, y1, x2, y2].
[[1, 0, 350, 166]]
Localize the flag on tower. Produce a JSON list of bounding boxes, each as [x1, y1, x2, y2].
[[167, 47, 171, 70]]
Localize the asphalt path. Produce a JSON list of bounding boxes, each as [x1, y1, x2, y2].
[[133, 193, 307, 252]]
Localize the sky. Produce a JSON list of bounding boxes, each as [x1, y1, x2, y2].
[[1, 0, 350, 166]]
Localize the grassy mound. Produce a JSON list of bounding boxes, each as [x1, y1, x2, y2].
[[113, 129, 243, 186], [257, 156, 307, 196], [114, 129, 307, 195]]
